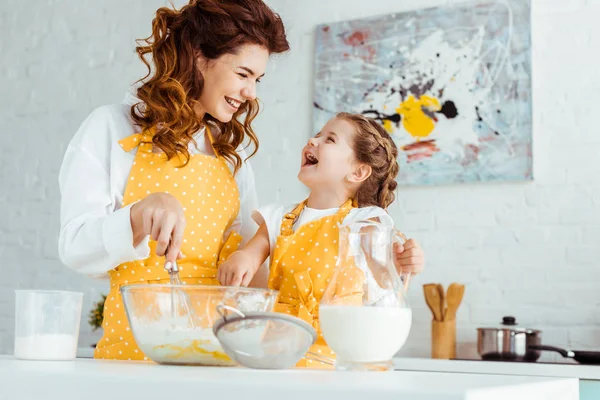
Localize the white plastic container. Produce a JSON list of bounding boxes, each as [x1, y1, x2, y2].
[[14, 290, 84, 361]]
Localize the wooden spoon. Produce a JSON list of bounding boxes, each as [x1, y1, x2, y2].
[[437, 283, 447, 321], [445, 283, 465, 321], [423, 284, 444, 321]]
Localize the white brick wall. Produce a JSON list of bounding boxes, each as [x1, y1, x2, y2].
[[0, 0, 172, 353], [1, 0, 599, 361]]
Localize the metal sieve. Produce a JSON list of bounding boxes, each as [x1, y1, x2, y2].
[[212, 305, 333, 369]]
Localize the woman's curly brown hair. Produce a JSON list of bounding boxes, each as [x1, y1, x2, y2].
[[336, 112, 400, 209], [131, 0, 290, 173]]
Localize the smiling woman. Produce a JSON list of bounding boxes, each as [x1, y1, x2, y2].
[[193, 44, 269, 136], [57, 0, 289, 361]]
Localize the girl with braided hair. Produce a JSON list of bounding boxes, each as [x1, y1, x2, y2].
[[218, 112, 425, 368]]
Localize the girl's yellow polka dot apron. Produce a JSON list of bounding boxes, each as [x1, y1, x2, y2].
[[267, 199, 363, 369], [94, 127, 241, 361]]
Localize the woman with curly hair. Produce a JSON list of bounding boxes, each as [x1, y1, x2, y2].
[[57, 0, 290, 360]]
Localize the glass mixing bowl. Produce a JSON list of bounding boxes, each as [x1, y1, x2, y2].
[[120, 284, 279, 366]]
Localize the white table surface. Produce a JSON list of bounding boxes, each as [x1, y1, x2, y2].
[[77, 347, 600, 380], [0, 355, 579, 400], [393, 357, 600, 380]]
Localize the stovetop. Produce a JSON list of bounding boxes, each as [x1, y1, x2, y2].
[[452, 357, 579, 366]]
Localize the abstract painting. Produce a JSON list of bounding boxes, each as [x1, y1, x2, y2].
[[313, 0, 532, 186]]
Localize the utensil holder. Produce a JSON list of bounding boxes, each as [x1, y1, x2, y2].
[[432, 319, 456, 359]]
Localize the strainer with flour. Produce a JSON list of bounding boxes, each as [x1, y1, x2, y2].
[[212, 305, 333, 369]]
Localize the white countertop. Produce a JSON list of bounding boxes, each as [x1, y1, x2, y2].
[[76, 347, 600, 380], [393, 357, 600, 380], [0, 355, 578, 400]]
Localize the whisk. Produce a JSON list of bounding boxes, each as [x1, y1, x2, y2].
[[165, 254, 196, 328]]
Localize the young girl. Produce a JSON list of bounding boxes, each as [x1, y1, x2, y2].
[[217, 112, 425, 368]]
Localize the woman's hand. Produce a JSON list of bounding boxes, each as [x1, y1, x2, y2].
[[130, 192, 186, 267]]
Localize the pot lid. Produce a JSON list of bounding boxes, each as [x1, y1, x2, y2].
[[477, 316, 541, 333]]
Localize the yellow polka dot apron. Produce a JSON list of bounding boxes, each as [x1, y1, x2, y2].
[[94, 127, 241, 361], [267, 198, 362, 369]]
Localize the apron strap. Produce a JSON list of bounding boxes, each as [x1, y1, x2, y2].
[[280, 200, 308, 236], [337, 198, 355, 218], [204, 125, 219, 156], [119, 125, 218, 157], [280, 198, 355, 236]]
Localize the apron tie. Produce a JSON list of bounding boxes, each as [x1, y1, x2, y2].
[[108, 264, 218, 288], [118, 130, 154, 153], [278, 271, 320, 330], [118, 132, 142, 152]]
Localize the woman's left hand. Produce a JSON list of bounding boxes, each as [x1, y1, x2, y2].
[[393, 238, 425, 276]]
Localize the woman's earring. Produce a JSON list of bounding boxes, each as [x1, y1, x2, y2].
[[345, 175, 351, 182]]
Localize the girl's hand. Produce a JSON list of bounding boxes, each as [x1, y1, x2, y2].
[[393, 238, 425, 276], [217, 250, 260, 287]]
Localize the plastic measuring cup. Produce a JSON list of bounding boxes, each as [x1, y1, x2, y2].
[[14, 290, 84, 361]]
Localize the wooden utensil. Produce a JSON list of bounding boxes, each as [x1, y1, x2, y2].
[[437, 283, 447, 321], [423, 284, 444, 321], [445, 283, 465, 321]]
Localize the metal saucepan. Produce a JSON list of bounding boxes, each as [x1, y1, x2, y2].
[[529, 345, 600, 365], [477, 316, 542, 362]]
